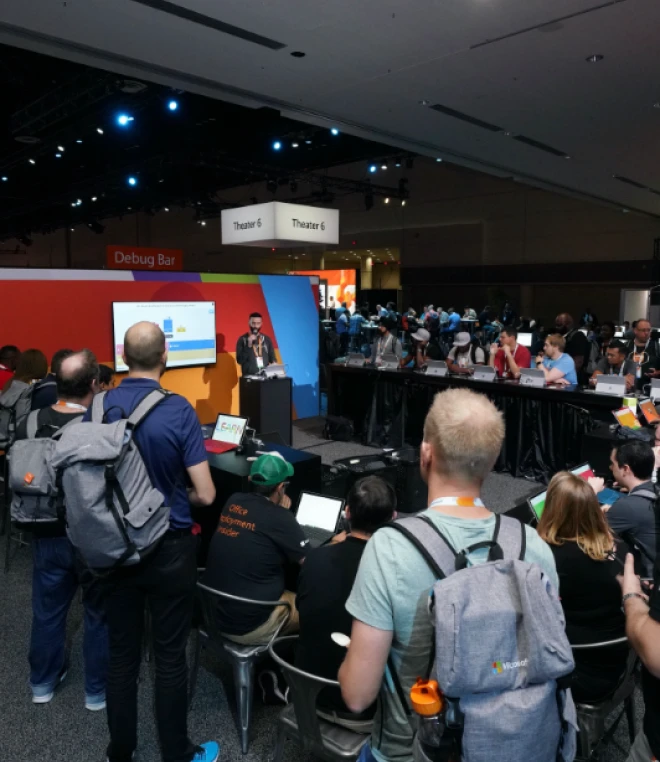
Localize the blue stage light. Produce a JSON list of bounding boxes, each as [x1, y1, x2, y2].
[[369, 165, 377, 173], [116, 114, 134, 127], [273, 141, 282, 151], [127, 176, 137, 186], [330, 128, 339, 136], [168, 100, 179, 111]]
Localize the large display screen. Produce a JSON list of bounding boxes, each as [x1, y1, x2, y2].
[[112, 301, 216, 372]]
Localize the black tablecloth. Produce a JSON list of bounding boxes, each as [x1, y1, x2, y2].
[[327, 365, 624, 481]]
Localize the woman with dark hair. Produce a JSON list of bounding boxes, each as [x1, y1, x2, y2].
[[1, 348, 48, 393], [537, 471, 628, 702]]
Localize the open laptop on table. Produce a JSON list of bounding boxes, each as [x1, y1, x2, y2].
[[204, 413, 248, 454], [295, 492, 345, 548]]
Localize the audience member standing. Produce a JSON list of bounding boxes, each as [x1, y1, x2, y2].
[[555, 313, 590, 382], [537, 472, 628, 703], [0, 344, 20, 387], [89, 321, 218, 762], [296, 476, 397, 730], [338, 388, 557, 762], [16, 350, 108, 709], [1, 348, 48, 394], [31, 348, 73, 410]]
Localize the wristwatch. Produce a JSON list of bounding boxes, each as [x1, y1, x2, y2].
[[622, 592, 648, 607]]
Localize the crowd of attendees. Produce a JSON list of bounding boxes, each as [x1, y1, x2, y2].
[[4, 303, 660, 762]]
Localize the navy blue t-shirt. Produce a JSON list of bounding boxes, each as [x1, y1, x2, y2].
[[83, 378, 208, 529]]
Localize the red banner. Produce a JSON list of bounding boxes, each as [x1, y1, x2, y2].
[[106, 245, 183, 271]]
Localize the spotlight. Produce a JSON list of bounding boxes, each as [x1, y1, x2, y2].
[[330, 128, 339, 136], [87, 221, 105, 234], [436, 158, 443, 162], [381, 161, 388, 170], [76, 139, 83, 144], [55, 153, 62, 158], [57, 145, 65, 152], [1, 176, 7, 182], [127, 176, 137, 186], [164, 207, 170, 212], [401, 200, 407, 207], [97, 128, 104, 135], [167, 100, 179, 111], [272, 141, 282, 151], [384, 197, 390, 204], [91, 196, 98, 202], [70, 228, 74, 232], [76, 199, 82, 206], [29, 159, 36, 165], [305, 139, 312, 145], [201, 221, 207, 226], [369, 165, 377, 173], [116, 114, 134, 126], [292, 142, 299, 148], [395, 158, 402, 168]]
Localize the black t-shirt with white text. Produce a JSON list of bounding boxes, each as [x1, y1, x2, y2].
[[203, 492, 308, 635]]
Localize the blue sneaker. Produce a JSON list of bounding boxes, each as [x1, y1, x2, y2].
[[31, 665, 68, 704], [85, 691, 106, 711], [193, 742, 220, 762]]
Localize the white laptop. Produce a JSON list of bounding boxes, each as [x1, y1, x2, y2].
[[520, 368, 545, 387], [473, 366, 497, 382], [517, 332, 532, 347], [424, 360, 448, 377], [595, 375, 626, 396], [378, 353, 399, 370], [346, 353, 366, 367], [295, 492, 345, 547]]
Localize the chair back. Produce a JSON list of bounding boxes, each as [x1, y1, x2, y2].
[[269, 635, 347, 756], [196, 581, 291, 655]]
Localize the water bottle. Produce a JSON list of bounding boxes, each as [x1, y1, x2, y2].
[[410, 678, 452, 761]]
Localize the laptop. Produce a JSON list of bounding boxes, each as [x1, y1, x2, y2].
[[378, 353, 399, 370], [263, 363, 286, 378], [346, 353, 366, 367], [204, 413, 248, 454], [517, 332, 532, 348], [295, 492, 345, 547], [473, 366, 497, 382], [424, 360, 448, 377], [650, 379, 660, 402], [595, 375, 626, 396], [571, 463, 621, 506], [528, 489, 547, 522], [640, 398, 660, 425], [520, 368, 545, 387]]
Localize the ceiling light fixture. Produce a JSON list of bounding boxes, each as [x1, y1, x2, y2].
[[97, 128, 104, 135], [76, 139, 83, 144], [55, 153, 62, 158], [116, 113, 134, 127], [585, 54, 604, 63], [401, 200, 407, 207], [436, 158, 443, 162], [292, 142, 299, 148], [91, 196, 98, 202], [1, 176, 7, 182], [273, 141, 282, 151], [369, 165, 377, 174], [384, 197, 390, 204], [57, 145, 65, 152], [164, 207, 170, 212], [381, 162, 388, 170], [28, 159, 36, 165], [167, 100, 179, 111], [330, 128, 339, 136], [127, 176, 137, 187]]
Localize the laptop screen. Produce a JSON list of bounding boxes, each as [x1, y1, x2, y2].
[[528, 490, 547, 520], [212, 414, 248, 445], [517, 332, 532, 347], [296, 492, 344, 532], [571, 463, 596, 480]]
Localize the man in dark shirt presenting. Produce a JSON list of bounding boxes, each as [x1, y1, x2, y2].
[[555, 313, 589, 383], [204, 453, 308, 644], [296, 476, 397, 731], [236, 312, 277, 376]]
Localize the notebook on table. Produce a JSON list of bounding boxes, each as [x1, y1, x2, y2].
[[295, 492, 345, 548], [204, 414, 248, 454]]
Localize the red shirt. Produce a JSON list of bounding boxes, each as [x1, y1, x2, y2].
[[0, 365, 13, 390], [493, 344, 531, 378]]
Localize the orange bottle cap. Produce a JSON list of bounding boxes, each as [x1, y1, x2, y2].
[[410, 678, 443, 716]]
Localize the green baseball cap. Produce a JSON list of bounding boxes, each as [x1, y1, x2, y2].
[[250, 452, 294, 488]]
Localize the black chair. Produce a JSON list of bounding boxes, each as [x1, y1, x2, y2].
[[191, 581, 291, 754], [571, 637, 639, 761], [269, 635, 369, 762]]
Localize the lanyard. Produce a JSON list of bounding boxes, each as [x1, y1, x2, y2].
[[630, 340, 650, 365], [608, 363, 625, 377], [429, 496, 485, 509], [251, 335, 263, 358], [378, 334, 392, 356], [54, 401, 87, 412]]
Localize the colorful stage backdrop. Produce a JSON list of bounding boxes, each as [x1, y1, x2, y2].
[[0, 269, 320, 420], [291, 269, 356, 314]]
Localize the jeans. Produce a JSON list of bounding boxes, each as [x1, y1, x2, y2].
[[103, 532, 198, 762], [357, 744, 377, 762], [30, 536, 108, 699]]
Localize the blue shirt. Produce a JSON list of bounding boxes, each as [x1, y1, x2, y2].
[[349, 313, 366, 335], [336, 313, 349, 334], [539, 353, 577, 385], [84, 378, 208, 529], [447, 312, 461, 330]]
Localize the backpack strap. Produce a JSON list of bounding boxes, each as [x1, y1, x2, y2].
[[25, 410, 40, 440], [631, 489, 657, 501], [127, 389, 170, 428], [91, 391, 107, 423], [386, 515, 456, 580], [492, 514, 526, 562]]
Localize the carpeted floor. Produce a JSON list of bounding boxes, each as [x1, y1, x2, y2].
[[0, 420, 644, 761]]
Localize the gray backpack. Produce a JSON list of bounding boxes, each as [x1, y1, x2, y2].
[[9, 410, 83, 526], [388, 514, 577, 762], [51, 389, 171, 572], [0, 380, 33, 449]]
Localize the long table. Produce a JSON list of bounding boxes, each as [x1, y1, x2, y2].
[[327, 364, 625, 480]]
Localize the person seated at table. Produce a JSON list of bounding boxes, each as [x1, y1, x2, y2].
[[537, 471, 628, 703], [441, 307, 461, 335], [589, 340, 636, 391], [406, 328, 444, 369], [533, 333, 578, 385], [625, 318, 660, 387], [488, 327, 530, 379], [202, 453, 308, 645], [447, 332, 486, 374], [348, 309, 367, 350], [375, 304, 388, 319], [296, 476, 397, 731], [370, 317, 403, 365], [462, 305, 477, 320], [597, 321, 616, 357]]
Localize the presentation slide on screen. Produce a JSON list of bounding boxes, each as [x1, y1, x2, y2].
[[113, 301, 216, 372]]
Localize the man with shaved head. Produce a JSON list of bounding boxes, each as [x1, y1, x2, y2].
[[16, 349, 108, 710], [88, 321, 219, 762], [554, 312, 590, 383]]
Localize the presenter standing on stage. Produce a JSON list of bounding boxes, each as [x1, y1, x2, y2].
[[236, 312, 277, 376]]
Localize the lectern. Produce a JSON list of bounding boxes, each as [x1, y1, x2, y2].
[[239, 376, 292, 445]]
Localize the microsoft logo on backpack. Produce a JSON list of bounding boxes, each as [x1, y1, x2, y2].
[[492, 659, 528, 674]]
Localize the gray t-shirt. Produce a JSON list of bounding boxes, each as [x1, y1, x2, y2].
[[346, 511, 558, 762], [594, 357, 637, 376], [371, 333, 403, 361], [606, 481, 657, 577], [447, 345, 486, 368]]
